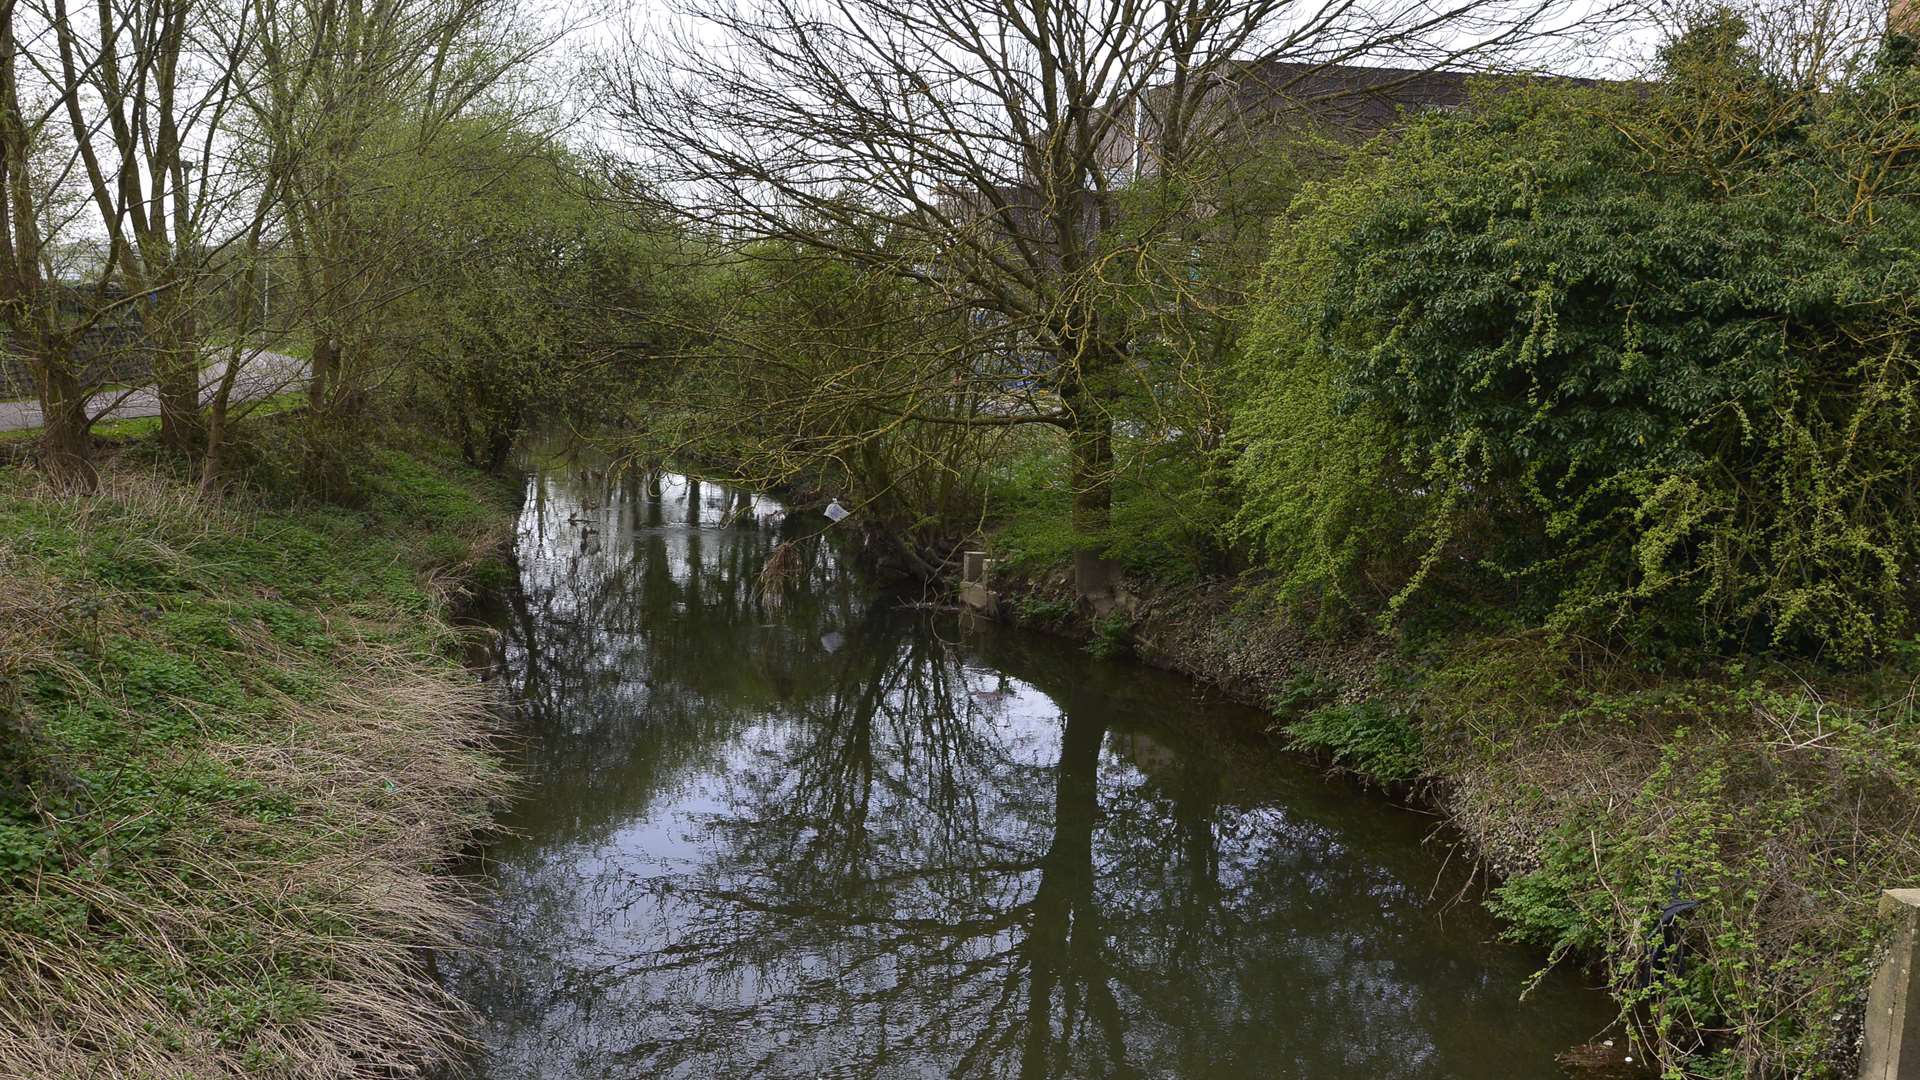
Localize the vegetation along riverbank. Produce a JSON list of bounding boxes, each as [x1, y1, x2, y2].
[[847, 34, 1920, 1079], [621, 15, 1920, 1077], [0, 432, 516, 1078], [5, 0, 1920, 1073]]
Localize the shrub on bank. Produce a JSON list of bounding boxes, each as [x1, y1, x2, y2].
[[1220, 16, 1920, 1076], [1235, 22, 1920, 664], [1425, 635, 1920, 1077]]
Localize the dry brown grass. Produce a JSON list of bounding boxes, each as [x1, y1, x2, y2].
[[0, 457, 511, 1080]]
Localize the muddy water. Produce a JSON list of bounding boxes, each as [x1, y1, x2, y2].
[[441, 465, 1616, 1079]]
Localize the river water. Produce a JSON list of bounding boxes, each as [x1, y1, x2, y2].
[[441, 464, 1617, 1079]]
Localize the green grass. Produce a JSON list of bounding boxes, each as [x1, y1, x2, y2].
[[0, 433, 515, 1079], [0, 414, 163, 445]]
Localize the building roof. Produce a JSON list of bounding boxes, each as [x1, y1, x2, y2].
[[1212, 59, 1477, 136]]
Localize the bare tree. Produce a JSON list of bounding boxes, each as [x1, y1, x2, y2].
[[0, 0, 129, 487], [41, 0, 257, 454], [2, 0, 574, 489], [609, 0, 1626, 599], [3, 0, 284, 484], [1642, 0, 1900, 88], [236, 0, 564, 489]]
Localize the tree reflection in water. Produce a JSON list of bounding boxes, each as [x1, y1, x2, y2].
[[442, 466, 1613, 1080]]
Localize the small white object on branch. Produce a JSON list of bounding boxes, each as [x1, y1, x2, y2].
[[824, 500, 849, 523]]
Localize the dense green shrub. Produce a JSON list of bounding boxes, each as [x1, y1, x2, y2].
[[1282, 700, 1423, 781], [1235, 25, 1920, 663]]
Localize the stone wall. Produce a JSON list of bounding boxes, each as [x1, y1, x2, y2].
[[0, 298, 155, 400]]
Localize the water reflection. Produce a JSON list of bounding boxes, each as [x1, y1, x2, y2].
[[444, 467, 1612, 1079]]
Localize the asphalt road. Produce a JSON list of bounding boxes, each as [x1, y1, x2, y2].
[[0, 349, 308, 432]]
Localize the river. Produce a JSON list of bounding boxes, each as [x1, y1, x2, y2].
[[439, 463, 1618, 1078]]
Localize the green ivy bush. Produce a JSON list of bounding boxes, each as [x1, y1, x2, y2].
[[1235, 20, 1920, 664]]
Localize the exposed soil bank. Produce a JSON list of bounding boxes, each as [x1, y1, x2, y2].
[[0, 438, 517, 1079]]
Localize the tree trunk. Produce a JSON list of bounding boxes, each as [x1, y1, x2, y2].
[[38, 362, 96, 490], [1063, 373, 1117, 603], [154, 335, 202, 454], [199, 350, 265, 497], [484, 428, 514, 474], [199, 395, 228, 495], [300, 333, 352, 498], [309, 333, 337, 410]]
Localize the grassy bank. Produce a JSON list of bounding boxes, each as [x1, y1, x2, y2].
[[0, 436, 515, 1078], [974, 439, 1917, 1078], [1421, 636, 1918, 1077]]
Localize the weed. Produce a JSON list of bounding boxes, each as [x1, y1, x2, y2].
[[1013, 593, 1074, 625], [1086, 612, 1135, 661], [1427, 634, 1920, 1076], [1283, 700, 1422, 782], [1266, 668, 1336, 723]]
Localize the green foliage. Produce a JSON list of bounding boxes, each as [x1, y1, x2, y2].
[[1486, 847, 1604, 961], [1282, 700, 1422, 782], [988, 435, 1233, 581], [371, 116, 675, 473], [1102, 442, 1235, 581], [1085, 612, 1135, 661], [1230, 158, 1415, 614], [359, 447, 496, 532], [0, 436, 511, 1073], [1424, 633, 1920, 1076], [1012, 593, 1075, 625], [1235, 35, 1920, 663], [627, 109, 1294, 582], [1265, 668, 1337, 722], [628, 232, 1004, 574], [986, 442, 1079, 572]]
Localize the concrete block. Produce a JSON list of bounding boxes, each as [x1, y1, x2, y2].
[[1074, 552, 1119, 600], [959, 584, 999, 617], [1862, 889, 1920, 1080], [962, 550, 986, 584]]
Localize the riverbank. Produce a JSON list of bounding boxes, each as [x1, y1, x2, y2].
[[0, 435, 516, 1078], [975, 563, 1919, 1077]]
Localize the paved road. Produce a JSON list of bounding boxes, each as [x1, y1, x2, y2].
[[0, 349, 308, 432]]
